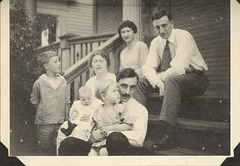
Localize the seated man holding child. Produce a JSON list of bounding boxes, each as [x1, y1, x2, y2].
[[58, 68, 148, 156]]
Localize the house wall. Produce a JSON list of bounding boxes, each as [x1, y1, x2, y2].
[[170, 0, 230, 95], [96, 0, 123, 34], [37, 0, 96, 38], [142, 0, 230, 96], [38, 0, 123, 37], [67, 0, 96, 35]]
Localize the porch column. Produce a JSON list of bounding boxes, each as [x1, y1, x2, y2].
[[122, 0, 142, 41], [59, 33, 75, 72], [59, 33, 76, 105]]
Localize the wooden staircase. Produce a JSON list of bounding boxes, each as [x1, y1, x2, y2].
[[143, 91, 230, 155]]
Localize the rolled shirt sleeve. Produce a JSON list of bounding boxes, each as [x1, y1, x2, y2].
[[121, 112, 148, 147], [143, 29, 207, 84], [121, 99, 148, 147], [142, 38, 162, 87]]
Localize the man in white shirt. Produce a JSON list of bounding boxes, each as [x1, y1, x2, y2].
[[141, 10, 209, 151], [106, 68, 148, 155]]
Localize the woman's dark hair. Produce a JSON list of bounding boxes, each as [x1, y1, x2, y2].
[[151, 10, 172, 22], [118, 20, 137, 38], [116, 68, 139, 83], [89, 50, 110, 68]]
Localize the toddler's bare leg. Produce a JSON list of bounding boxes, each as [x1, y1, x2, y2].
[[99, 147, 108, 156], [88, 148, 99, 156]]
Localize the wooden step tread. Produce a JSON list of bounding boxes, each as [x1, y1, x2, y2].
[[153, 146, 211, 155], [147, 91, 230, 123], [147, 90, 229, 99], [143, 140, 211, 155], [148, 115, 229, 134]]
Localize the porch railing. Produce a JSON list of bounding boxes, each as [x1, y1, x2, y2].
[[59, 33, 117, 70], [60, 33, 124, 103]]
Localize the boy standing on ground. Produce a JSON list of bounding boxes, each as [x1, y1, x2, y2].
[[30, 51, 69, 155]]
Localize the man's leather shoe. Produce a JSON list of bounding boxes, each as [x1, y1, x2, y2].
[[151, 134, 177, 151]]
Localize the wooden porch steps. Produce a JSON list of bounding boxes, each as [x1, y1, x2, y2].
[[145, 115, 230, 155], [148, 115, 229, 134], [152, 147, 211, 155], [143, 140, 212, 155], [147, 91, 230, 123]]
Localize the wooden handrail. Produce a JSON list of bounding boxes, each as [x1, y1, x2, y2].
[[35, 33, 115, 52], [68, 33, 116, 45], [63, 55, 89, 84]]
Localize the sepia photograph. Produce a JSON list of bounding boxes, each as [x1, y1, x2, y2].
[[1, 0, 240, 165]]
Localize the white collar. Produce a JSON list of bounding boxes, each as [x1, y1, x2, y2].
[[167, 28, 175, 44], [40, 74, 62, 89]]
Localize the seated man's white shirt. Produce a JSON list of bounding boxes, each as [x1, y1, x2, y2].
[[142, 29, 208, 87], [120, 98, 148, 147]]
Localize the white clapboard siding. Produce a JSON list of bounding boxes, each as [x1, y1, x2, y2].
[[96, 0, 123, 34], [38, 0, 95, 36], [67, 2, 94, 35]]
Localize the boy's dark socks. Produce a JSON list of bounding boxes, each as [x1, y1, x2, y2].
[[61, 120, 77, 136]]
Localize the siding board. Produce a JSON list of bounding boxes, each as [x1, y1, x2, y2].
[[38, 0, 95, 36], [170, 0, 230, 97], [96, 0, 122, 34], [68, 3, 94, 35]]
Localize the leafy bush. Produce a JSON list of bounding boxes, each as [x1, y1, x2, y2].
[[10, 0, 57, 117]]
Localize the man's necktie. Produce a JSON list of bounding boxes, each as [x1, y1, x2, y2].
[[160, 40, 171, 72]]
